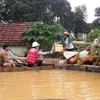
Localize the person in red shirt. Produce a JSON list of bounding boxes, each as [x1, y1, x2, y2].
[[26, 42, 52, 67]]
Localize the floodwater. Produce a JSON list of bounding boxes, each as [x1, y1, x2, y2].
[[0, 70, 100, 100]]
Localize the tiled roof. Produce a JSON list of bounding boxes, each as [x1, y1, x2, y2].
[[0, 22, 32, 45]]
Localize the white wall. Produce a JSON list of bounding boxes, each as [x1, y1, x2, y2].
[[82, 34, 87, 41]]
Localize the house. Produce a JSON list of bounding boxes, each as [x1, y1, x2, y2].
[[0, 22, 32, 56]]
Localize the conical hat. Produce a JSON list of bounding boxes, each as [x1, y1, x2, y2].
[[63, 51, 78, 59], [63, 31, 69, 34]]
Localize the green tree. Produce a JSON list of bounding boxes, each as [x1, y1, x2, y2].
[[72, 5, 87, 37], [11, 1, 31, 22], [93, 18, 100, 29], [0, 0, 74, 31], [0, 0, 16, 22], [95, 7, 100, 17], [93, 7, 100, 29], [0, 0, 3, 20], [22, 22, 64, 50]]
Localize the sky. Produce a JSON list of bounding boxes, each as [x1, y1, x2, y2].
[[68, 0, 100, 23]]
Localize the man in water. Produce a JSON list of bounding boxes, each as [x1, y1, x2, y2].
[[0, 44, 15, 67]]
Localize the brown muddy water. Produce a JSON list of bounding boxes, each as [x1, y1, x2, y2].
[[0, 70, 100, 100]]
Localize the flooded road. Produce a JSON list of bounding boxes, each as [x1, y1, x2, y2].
[[0, 70, 100, 100]]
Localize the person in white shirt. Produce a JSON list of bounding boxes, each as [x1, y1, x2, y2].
[[56, 32, 74, 51]]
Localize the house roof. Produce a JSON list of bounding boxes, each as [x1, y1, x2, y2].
[[0, 22, 32, 45]]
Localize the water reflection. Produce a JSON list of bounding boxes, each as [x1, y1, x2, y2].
[[0, 70, 100, 100]]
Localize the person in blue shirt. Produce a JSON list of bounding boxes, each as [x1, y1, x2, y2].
[[57, 32, 74, 51]]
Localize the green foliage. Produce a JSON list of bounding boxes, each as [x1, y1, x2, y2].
[[92, 7, 100, 29], [88, 28, 100, 42], [73, 5, 87, 37], [0, 0, 89, 35], [0, 0, 73, 30], [95, 7, 100, 17], [90, 47, 100, 65], [92, 18, 100, 29], [22, 22, 64, 50], [77, 59, 81, 64], [90, 48, 100, 56]]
